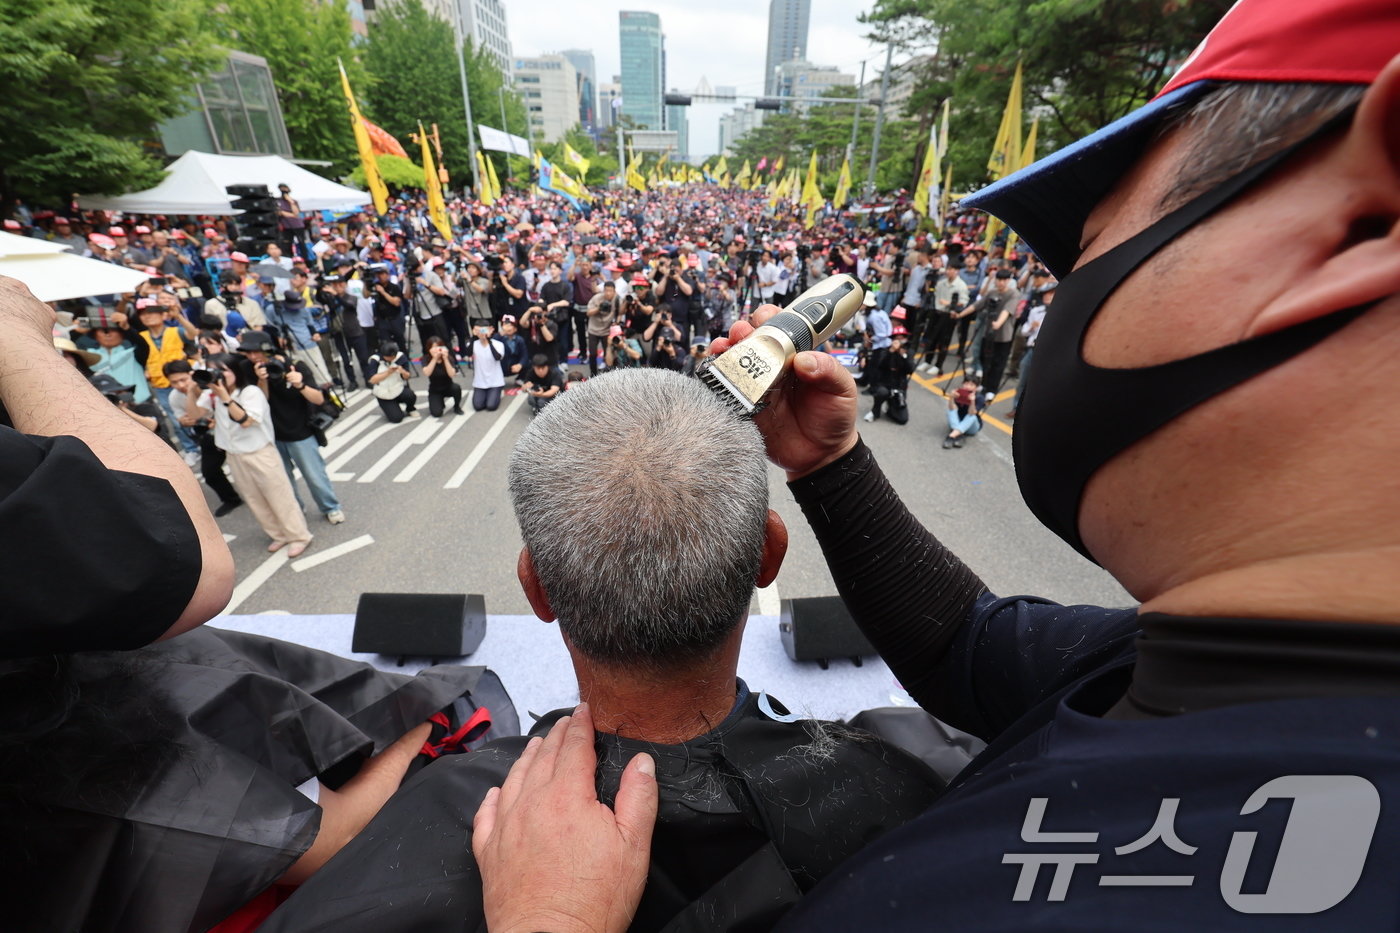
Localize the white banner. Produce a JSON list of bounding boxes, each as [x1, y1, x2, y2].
[[478, 125, 532, 157]]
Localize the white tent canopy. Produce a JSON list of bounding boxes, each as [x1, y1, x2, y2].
[[77, 151, 370, 216], [0, 232, 149, 302]]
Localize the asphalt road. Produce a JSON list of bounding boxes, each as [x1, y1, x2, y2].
[[211, 361, 1133, 619]]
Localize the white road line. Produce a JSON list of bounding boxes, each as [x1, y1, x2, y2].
[[444, 393, 527, 489], [326, 421, 404, 480], [395, 410, 474, 482], [756, 581, 781, 616], [358, 417, 442, 482], [325, 397, 381, 440], [222, 533, 237, 542], [291, 533, 375, 572], [224, 550, 289, 613], [321, 412, 382, 457]]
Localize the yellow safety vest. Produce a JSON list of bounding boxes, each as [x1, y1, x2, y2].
[[138, 326, 186, 390]]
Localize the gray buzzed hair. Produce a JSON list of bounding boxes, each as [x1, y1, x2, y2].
[[508, 368, 769, 669]]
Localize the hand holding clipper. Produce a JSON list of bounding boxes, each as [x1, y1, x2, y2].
[[697, 274, 866, 416]]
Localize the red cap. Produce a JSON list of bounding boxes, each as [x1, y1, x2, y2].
[[1158, 0, 1398, 100], [630, 273, 648, 285], [320, 226, 332, 234], [55, 217, 70, 225], [203, 227, 218, 237], [108, 226, 126, 237], [230, 251, 250, 263], [2, 220, 20, 231], [89, 233, 115, 248], [134, 225, 151, 234], [172, 230, 187, 239]]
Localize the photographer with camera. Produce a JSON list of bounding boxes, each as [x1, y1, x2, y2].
[[421, 335, 465, 418], [568, 259, 598, 361], [651, 255, 697, 349], [603, 324, 644, 371], [539, 261, 574, 362], [367, 337, 418, 423], [518, 304, 560, 369], [197, 353, 313, 556], [166, 359, 242, 515], [406, 257, 451, 351], [919, 263, 971, 375], [469, 320, 506, 412], [267, 283, 334, 389], [703, 273, 737, 340], [488, 255, 528, 321], [520, 352, 564, 416], [368, 263, 407, 350], [680, 340, 709, 378], [318, 274, 369, 391], [458, 261, 492, 338], [237, 331, 345, 525], [204, 271, 266, 337], [583, 280, 622, 376]]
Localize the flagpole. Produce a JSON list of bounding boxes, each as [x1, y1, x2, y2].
[[847, 58, 866, 170]]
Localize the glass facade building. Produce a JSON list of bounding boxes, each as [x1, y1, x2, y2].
[[158, 52, 293, 158], [619, 11, 663, 131]]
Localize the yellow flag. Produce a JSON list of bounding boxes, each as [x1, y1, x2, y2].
[[939, 161, 953, 222], [938, 97, 951, 160], [1005, 117, 1039, 254], [800, 152, 823, 229], [486, 155, 502, 202], [626, 151, 647, 192], [553, 165, 590, 202], [772, 154, 785, 175], [339, 59, 387, 215], [913, 127, 937, 217], [474, 151, 494, 205], [833, 157, 852, 209], [767, 179, 780, 208], [713, 154, 729, 180], [419, 123, 452, 239], [563, 142, 590, 177], [986, 61, 1023, 180], [735, 159, 752, 188]]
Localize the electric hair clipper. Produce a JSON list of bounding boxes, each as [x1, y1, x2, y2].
[[698, 273, 866, 416]]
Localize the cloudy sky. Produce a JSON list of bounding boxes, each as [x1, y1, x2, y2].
[[505, 0, 888, 159]]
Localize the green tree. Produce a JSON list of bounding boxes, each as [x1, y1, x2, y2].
[[0, 0, 222, 204], [728, 104, 921, 197], [462, 37, 528, 192], [863, 0, 1232, 186], [348, 154, 424, 189], [219, 0, 365, 176]]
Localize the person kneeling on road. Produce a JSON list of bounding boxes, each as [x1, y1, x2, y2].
[[521, 353, 563, 416], [367, 338, 417, 423], [863, 333, 913, 425]]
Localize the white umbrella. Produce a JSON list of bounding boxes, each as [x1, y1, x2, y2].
[[0, 231, 149, 302]]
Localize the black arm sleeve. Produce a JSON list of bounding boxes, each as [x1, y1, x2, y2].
[[0, 428, 202, 658], [129, 333, 149, 368], [787, 439, 988, 712]]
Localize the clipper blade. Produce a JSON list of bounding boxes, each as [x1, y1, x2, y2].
[[697, 362, 765, 417]]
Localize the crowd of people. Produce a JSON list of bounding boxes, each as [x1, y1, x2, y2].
[[23, 175, 1056, 533]]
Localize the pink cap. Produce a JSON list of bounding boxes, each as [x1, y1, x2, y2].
[[108, 226, 126, 237], [230, 251, 250, 263]]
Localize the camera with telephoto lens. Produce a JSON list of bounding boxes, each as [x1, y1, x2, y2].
[[484, 254, 505, 272], [262, 359, 287, 379], [741, 248, 762, 265], [796, 244, 811, 260], [191, 369, 216, 388]]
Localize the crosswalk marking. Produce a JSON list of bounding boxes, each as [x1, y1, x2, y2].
[[756, 581, 781, 616], [326, 421, 404, 480], [291, 534, 375, 572], [444, 393, 527, 489], [225, 550, 289, 613], [395, 409, 475, 482], [357, 417, 443, 483]]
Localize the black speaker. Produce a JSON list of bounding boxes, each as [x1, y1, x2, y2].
[[779, 596, 877, 669], [352, 593, 487, 661]]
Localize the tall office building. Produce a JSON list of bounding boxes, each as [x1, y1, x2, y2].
[[763, 0, 810, 96], [560, 49, 598, 134], [774, 59, 855, 113], [513, 55, 580, 142], [619, 11, 663, 130], [597, 80, 622, 130], [458, 0, 513, 78]]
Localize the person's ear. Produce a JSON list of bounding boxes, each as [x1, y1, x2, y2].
[[755, 509, 788, 589], [1247, 53, 1400, 340], [517, 547, 556, 622]]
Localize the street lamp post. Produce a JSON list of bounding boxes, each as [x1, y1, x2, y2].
[[452, 5, 479, 195], [847, 58, 867, 169], [866, 44, 893, 197]]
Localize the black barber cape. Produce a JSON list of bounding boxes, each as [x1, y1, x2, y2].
[[6, 628, 516, 933], [263, 684, 944, 932]]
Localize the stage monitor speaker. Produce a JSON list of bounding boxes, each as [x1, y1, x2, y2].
[[779, 596, 877, 669], [353, 593, 486, 661]]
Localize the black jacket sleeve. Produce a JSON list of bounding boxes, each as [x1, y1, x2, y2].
[[0, 429, 202, 657]]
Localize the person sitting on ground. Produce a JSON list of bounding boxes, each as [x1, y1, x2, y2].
[[366, 338, 417, 423], [260, 368, 944, 933], [942, 374, 983, 449], [520, 353, 563, 415]]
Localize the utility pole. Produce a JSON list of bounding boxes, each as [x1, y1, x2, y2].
[[847, 58, 866, 169], [866, 43, 893, 197], [452, 3, 479, 195], [498, 85, 512, 186]]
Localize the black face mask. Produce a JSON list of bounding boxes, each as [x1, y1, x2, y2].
[[1014, 108, 1375, 563]]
